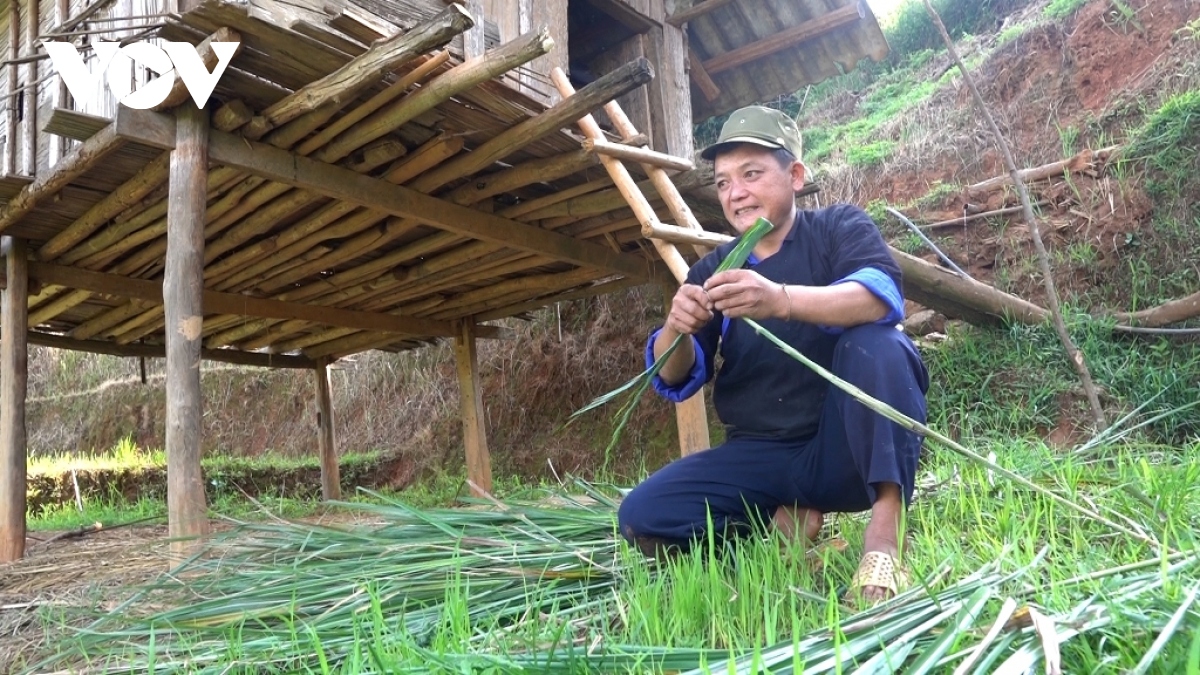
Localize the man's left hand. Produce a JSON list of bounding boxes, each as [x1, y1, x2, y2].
[[704, 269, 787, 320]]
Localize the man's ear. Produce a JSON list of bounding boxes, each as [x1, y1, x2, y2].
[[790, 160, 808, 190]]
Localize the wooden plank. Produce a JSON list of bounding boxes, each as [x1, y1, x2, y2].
[[165, 104, 210, 560], [0, 237, 28, 562], [702, 3, 864, 75], [42, 107, 111, 142], [454, 320, 492, 496], [111, 107, 651, 280], [22, 0, 37, 176], [667, 0, 735, 26], [25, 261, 506, 339], [0, 176, 33, 201], [4, 0, 16, 175], [314, 361, 340, 500], [28, 331, 319, 368], [0, 125, 125, 235]]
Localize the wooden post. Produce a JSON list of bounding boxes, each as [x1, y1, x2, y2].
[[314, 361, 340, 500], [164, 104, 210, 559], [0, 237, 28, 562], [463, 0, 486, 58], [22, 0, 37, 176], [50, 0, 70, 165], [5, 0, 18, 174], [454, 319, 492, 495], [660, 281, 709, 455]]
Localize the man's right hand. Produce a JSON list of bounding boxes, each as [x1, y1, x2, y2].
[[665, 284, 715, 335]]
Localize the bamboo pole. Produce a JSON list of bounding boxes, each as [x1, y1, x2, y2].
[[164, 104, 210, 560], [314, 361, 340, 500], [549, 68, 689, 282], [583, 138, 693, 172], [0, 237, 28, 562]]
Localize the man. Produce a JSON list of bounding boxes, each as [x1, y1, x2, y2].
[[617, 106, 929, 603]]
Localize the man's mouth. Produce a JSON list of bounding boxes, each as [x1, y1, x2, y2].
[[734, 206, 759, 217]]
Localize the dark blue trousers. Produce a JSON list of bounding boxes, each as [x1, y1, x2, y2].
[[618, 324, 929, 550]]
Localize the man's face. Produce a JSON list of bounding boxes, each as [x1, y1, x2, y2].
[[713, 144, 805, 234]]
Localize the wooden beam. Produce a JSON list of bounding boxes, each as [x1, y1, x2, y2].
[[0, 125, 125, 235], [583, 138, 694, 172], [0, 237, 28, 562], [26, 262, 504, 339], [28, 331, 317, 368], [702, 3, 865, 76], [667, 0, 736, 26], [314, 361, 340, 500], [455, 320, 492, 496], [643, 221, 729, 247], [111, 107, 650, 280], [687, 48, 722, 102], [165, 104, 210, 560]]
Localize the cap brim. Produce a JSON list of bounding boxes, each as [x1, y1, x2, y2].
[[700, 136, 785, 161]]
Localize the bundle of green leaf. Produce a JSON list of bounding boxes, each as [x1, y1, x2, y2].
[[570, 216, 775, 454]]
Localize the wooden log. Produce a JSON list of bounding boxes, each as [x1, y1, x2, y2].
[[455, 320, 492, 495], [28, 289, 91, 326], [315, 27, 554, 163], [29, 331, 317, 368], [294, 50, 450, 156], [413, 58, 655, 192], [112, 107, 650, 280], [152, 27, 243, 111], [72, 300, 153, 340], [474, 275, 642, 321], [260, 5, 472, 130], [345, 139, 408, 173], [893, 249, 1049, 326], [0, 237, 28, 562], [314, 362, 340, 500], [549, 68, 690, 283], [687, 48, 722, 102], [39, 153, 172, 261], [1113, 292, 1200, 328], [584, 138, 694, 172], [667, 0, 736, 26], [922, 202, 1048, 231], [438, 149, 596, 206], [0, 125, 125, 235], [497, 178, 612, 220], [165, 104, 211, 560], [427, 267, 597, 319], [966, 147, 1119, 195], [702, 3, 865, 75]]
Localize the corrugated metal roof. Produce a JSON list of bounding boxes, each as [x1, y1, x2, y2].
[[686, 0, 889, 122]]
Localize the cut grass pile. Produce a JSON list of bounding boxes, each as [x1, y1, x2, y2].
[[28, 429, 1200, 673]]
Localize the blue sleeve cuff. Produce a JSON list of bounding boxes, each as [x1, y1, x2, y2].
[[644, 328, 708, 403], [821, 267, 905, 334]]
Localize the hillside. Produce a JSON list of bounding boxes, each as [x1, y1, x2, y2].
[[23, 0, 1200, 492]]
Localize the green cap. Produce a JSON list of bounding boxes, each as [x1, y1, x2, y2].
[[700, 106, 803, 161]]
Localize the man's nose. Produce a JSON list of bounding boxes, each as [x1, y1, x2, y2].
[[728, 179, 750, 200]]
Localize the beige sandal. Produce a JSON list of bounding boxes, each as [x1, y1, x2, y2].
[[849, 550, 910, 599]]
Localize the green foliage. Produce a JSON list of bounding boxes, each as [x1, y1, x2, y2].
[[845, 140, 896, 168], [883, 0, 1025, 64], [1125, 89, 1200, 201], [1044, 0, 1092, 19]]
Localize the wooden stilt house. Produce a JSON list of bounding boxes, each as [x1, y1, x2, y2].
[[0, 0, 892, 561]]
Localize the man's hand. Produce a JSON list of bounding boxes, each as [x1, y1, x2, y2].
[[704, 269, 786, 320], [665, 284, 716, 335]]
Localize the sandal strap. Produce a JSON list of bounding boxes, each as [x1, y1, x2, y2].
[[850, 550, 909, 595]]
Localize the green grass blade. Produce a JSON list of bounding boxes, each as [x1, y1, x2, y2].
[[1129, 583, 1200, 675]]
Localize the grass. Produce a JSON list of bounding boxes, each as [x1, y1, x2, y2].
[[26, 434, 1200, 673], [1044, 0, 1092, 19]]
